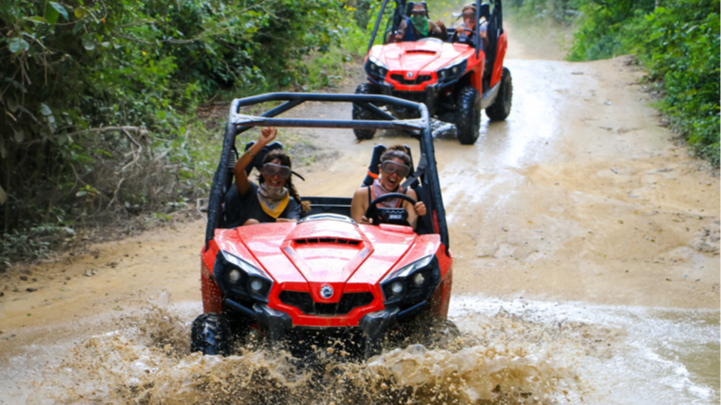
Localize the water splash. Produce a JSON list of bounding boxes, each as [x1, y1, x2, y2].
[[19, 296, 718, 405], [23, 304, 583, 404]]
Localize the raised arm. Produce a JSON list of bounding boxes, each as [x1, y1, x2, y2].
[[233, 127, 277, 197]]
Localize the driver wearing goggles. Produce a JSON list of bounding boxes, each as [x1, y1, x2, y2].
[[452, 4, 488, 49], [393, 2, 447, 43], [227, 127, 306, 227], [351, 145, 427, 228]]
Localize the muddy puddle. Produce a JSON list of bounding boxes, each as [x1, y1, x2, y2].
[[1, 294, 716, 405]]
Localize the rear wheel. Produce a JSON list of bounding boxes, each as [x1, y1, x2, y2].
[[191, 313, 231, 356], [485, 67, 513, 121], [455, 86, 481, 145], [352, 83, 378, 141]]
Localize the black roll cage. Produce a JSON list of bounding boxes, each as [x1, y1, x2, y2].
[[367, 0, 503, 61], [204, 93, 450, 252]]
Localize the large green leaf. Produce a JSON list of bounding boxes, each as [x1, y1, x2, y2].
[[49, 2, 69, 21], [40, 103, 52, 116], [82, 34, 95, 51], [26, 16, 48, 24], [46, 4, 59, 25], [13, 128, 25, 143], [8, 38, 30, 54]]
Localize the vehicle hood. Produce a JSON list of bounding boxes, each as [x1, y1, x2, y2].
[[370, 41, 473, 76], [212, 220, 441, 300]]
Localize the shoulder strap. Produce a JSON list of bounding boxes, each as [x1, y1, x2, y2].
[[367, 185, 372, 207], [401, 153, 427, 190], [395, 186, 406, 208]]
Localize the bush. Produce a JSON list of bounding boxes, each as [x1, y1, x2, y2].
[[510, 0, 720, 166], [0, 0, 361, 267]]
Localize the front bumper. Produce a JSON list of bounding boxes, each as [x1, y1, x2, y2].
[[226, 297, 430, 357], [374, 81, 440, 118]]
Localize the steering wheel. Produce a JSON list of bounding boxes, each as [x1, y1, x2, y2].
[[365, 193, 417, 227], [452, 27, 476, 45]]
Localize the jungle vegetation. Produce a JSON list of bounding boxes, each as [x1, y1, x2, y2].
[[509, 0, 720, 165], [0, 0, 369, 267]]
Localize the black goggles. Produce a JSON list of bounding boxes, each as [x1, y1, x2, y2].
[[262, 163, 292, 179], [381, 161, 411, 178]]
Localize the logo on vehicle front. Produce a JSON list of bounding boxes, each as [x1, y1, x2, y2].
[[406, 72, 413, 79], [320, 285, 334, 299]]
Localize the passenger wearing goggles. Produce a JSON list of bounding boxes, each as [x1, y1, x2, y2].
[[452, 4, 488, 50], [228, 127, 305, 226], [393, 2, 447, 42], [350, 145, 427, 228]]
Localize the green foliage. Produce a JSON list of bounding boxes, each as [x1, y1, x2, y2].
[[566, 0, 656, 61], [509, 0, 720, 166], [0, 0, 365, 267], [509, 0, 575, 25]]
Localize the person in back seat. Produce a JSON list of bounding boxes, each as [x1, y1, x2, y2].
[[350, 145, 426, 228], [226, 127, 304, 227], [394, 2, 447, 42]]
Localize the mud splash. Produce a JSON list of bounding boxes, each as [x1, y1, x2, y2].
[[20, 297, 587, 405]]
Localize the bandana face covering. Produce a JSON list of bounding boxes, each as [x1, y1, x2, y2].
[[257, 182, 289, 219], [410, 15, 429, 36], [372, 178, 402, 209]]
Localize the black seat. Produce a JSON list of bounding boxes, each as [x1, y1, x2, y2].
[[479, 3, 490, 20], [405, 1, 415, 17]]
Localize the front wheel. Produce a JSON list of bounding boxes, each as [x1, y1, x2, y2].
[[190, 313, 231, 356], [455, 86, 481, 145], [352, 83, 378, 141], [485, 67, 513, 121]]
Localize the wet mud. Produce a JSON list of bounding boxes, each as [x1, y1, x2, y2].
[[1, 23, 719, 405]]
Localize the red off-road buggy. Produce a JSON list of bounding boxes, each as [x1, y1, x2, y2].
[[353, 0, 512, 144], [192, 93, 454, 358]]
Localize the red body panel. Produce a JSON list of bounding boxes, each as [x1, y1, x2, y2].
[[200, 220, 453, 327], [368, 41, 485, 93], [489, 32, 508, 88]]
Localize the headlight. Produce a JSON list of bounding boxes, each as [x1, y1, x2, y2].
[[436, 59, 467, 84], [366, 56, 388, 78], [249, 277, 265, 292], [229, 269, 241, 284], [214, 251, 274, 301], [391, 281, 404, 294], [413, 272, 425, 287], [381, 255, 439, 306]]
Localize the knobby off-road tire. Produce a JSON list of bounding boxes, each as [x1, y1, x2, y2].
[[191, 313, 231, 356], [485, 67, 513, 121], [352, 83, 378, 141], [455, 86, 482, 145]]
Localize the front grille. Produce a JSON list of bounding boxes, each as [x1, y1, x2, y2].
[[295, 238, 360, 246], [279, 291, 374, 316], [390, 74, 432, 85], [391, 90, 426, 103]]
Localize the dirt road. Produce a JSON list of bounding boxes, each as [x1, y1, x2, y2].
[[0, 26, 718, 405]]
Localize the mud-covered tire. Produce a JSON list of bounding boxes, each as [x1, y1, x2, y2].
[[352, 83, 378, 141], [191, 313, 231, 356], [455, 86, 482, 145], [485, 67, 513, 121]]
